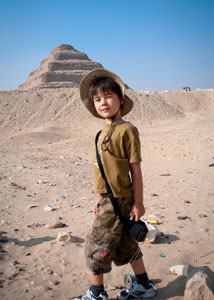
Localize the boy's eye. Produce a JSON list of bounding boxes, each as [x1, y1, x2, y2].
[[94, 97, 100, 102]]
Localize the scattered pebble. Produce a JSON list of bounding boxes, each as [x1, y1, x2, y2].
[[160, 174, 171, 176], [9, 260, 20, 266], [37, 180, 49, 184], [57, 232, 73, 242], [51, 280, 61, 286], [28, 204, 37, 209], [177, 216, 190, 220], [44, 204, 59, 212], [18, 165, 27, 170], [198, 214, 208, 218], [184, 200, 191, 204], [43, 268, 53, 275], [46, 221, 65, 229], [0, 236, 8, 242], [0, 230, 7, 234]]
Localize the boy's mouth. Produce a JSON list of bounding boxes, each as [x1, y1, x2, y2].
[[102, 107, 110, 112]]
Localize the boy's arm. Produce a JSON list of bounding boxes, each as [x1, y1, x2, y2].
[[129, 162, 145, 221]]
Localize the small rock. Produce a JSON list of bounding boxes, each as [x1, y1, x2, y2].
[[160, 173, 171, 176], [44, 204, 54, 212], [198, 214, 207, 218], [18, 165, 27, 169], [28, 205, 37, 209], [51, 280, 61, 286], [57, 232, 73, 242], [46, 221, 65, 229], [42, 285, 52, 291], [9, 260, 20, 266], [177, 216, 190, 220], [184, 200, 191, 204], [0, 230, 7, 234], [170, 264, 195, 277], [43, 268, 53, 274], [37, 180, 49, 184]]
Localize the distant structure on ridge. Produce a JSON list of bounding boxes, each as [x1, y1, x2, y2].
[[18, 44, 103, 90], [182, 86, 191, 92]]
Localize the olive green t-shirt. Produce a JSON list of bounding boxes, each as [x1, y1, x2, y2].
[[94, 122, 142, 197]]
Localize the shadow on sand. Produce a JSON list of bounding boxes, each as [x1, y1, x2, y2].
[[154, 275, 186, 299]]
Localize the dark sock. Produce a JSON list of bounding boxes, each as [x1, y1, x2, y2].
[[135, 272, 150, 288], [91, 284, 104, 296]]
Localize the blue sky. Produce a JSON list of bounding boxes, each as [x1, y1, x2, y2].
[[0, 0, 213, 91]]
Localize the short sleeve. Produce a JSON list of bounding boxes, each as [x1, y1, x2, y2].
[[124, 125, 142, 163]]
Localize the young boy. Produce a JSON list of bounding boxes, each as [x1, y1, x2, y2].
[[78, 69, 156, 300]]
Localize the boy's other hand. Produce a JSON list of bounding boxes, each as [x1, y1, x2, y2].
[[130, 203, 145, 221], [94, 202, 98, 215], [94, 194, 100, 216]]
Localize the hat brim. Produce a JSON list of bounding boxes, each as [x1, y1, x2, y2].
[[80, 69, 134, 119]]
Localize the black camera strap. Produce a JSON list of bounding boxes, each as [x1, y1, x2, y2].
[[95, 130, 128, 226]]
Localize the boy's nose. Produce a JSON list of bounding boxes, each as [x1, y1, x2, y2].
[[101, 98, 107, 104]]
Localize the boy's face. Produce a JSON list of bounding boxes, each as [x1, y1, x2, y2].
[[93, 88, 124, 121]]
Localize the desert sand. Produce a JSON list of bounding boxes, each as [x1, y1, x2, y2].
[[0, 88, 214, 300]]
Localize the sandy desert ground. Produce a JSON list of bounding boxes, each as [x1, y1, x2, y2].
[[0, 88, 214, 300]]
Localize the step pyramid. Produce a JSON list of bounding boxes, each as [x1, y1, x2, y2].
[[18, 44, 103, 90]]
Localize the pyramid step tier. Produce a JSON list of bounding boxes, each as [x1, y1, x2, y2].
[[28, 60, 103, 81], [18, 70, 92, 90], [41, 50, 90, 65]]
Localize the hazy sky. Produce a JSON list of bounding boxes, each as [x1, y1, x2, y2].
[[0, 0, 213, 91]]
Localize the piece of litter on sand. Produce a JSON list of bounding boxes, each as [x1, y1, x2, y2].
[[177, 216, 190, 220], [159, 254, 165, 258], [147, 219, 159, 225], [160, 174, 171, 176]]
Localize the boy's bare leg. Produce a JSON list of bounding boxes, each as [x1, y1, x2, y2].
[[90, 272, 104, 285], [130, 257, 146, 274]]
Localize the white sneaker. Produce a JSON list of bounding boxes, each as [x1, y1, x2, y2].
[[117, 281, 156, 299], [75, 288, 108, 300]]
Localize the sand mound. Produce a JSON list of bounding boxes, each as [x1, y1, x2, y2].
[[1, 89, 213, 135]]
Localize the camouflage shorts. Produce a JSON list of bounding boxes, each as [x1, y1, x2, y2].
[[84, 193, 142, 274]]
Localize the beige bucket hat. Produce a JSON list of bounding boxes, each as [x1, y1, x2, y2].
[[79, 68, 134, 119]]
